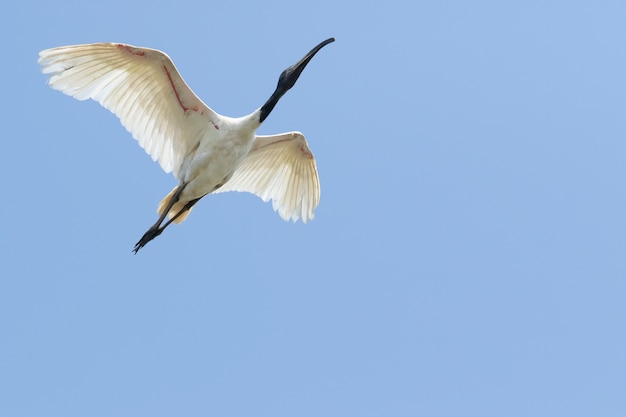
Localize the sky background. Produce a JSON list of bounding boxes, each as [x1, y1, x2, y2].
[[1, 1, 625, 416]]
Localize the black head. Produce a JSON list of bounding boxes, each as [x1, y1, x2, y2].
[[260, 37, 335, 123]]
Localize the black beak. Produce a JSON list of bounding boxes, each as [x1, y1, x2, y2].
[[277, 37, 335, 93], [260, 37, 335, 123]]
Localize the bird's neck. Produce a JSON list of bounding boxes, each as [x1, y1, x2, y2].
[[259, 89, 284, 124], [230, 110, 263, 139]]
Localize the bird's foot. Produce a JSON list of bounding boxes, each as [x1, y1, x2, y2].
[[133, 226, 163, 254]]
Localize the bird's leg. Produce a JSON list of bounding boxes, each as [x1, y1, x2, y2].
[[132, 197, 202, 254], [133, 183, 187, 253], [132, 226, 164, 254], [161, 197, 202, 228]]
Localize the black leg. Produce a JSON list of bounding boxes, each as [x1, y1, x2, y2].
[[132, 194, 203, 254], [133, 184, 187, 254], [132, 224, 164, 254], [160, 197, 202, 229]]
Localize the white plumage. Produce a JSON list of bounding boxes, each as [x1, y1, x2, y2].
[[38, 38, 334, 252]]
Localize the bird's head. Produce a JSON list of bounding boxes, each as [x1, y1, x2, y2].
[[260, 37, 335, 123]]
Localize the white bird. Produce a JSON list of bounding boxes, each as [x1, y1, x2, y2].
[[38, 38, 334, 253]]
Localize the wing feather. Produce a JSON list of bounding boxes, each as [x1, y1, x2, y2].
[[215, 132, 320, 223], [38, 43, 218, 178]]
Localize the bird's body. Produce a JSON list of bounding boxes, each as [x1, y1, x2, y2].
[[160, 112, 260, 222], [38, 38, 334, 252]]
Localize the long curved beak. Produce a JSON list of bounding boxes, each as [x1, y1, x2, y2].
[[279, 37, 336, 91], [259, 38, 335, 123]]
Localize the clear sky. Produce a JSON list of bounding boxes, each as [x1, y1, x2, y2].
[[2, 1, 625, 416]]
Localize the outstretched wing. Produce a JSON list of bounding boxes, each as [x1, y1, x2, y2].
[[215, 132, 320, 223], [38, 43, 219, 178]]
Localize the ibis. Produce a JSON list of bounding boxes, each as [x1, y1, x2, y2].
[[38, 37, 334, 253]]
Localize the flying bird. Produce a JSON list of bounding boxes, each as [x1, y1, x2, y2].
[[38, 37, 334, 253]]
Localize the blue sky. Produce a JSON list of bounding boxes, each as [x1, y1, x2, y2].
[[2, 1, 625, 416]]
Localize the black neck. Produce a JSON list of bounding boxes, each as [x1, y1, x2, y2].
[[260, 90, 283, 123]]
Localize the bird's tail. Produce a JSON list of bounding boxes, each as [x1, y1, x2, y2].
[[157, 187, 193, 224]]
